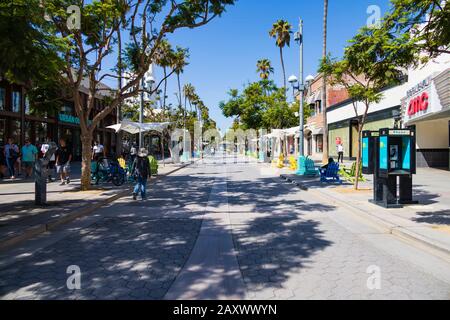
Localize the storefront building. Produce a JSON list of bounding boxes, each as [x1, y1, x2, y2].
[[326, 82, 406, 160], [299, 74, 351, 160], [0, 78, 117, 161], [401, 62, 450, 169]]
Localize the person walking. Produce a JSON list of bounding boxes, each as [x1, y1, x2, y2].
[[131, 148, 151, 201], [55, 138, 72, 185], [41, 138, 56, 182], [337, 143, 344, 164], [4, 138, 19, 179], [21, 139, 38, 179]]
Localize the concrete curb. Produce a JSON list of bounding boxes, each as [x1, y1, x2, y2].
[[0, 162, 193, 252], [279, 174, 450, 261]]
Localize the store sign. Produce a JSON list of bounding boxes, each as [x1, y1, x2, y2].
[[407, 92, 429, 116], [59, 114, 94, 126], [59, 113, 80, 125], [389, 130, 412, 136], [402, 75, 444, 124]]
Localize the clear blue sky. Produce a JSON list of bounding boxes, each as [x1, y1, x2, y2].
[[105, 0, 392, 132]]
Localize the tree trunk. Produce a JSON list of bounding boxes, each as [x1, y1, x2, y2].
[[280, 46, 286, 98], [321, 0, 329, 165], [354, 123, 363, 190], [116, 27, 123, 157], [80, 133, 93, 191], [163, 67, 168, 112]]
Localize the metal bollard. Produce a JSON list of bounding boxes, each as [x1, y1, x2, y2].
[[35, 142, 57, 205]]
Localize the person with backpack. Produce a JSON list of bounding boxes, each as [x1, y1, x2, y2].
[[131, 148, 151, 201], [4, 137, 19, 179]]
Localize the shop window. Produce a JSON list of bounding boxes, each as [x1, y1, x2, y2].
[[12, 91, 21, 113], [61, 102, 74, 115], [315, 134, 323, 153], [309, 104, 316, 117], [24, 95, 31, 115], [24, 121, 33, 143], [10, 120, 21, 141], [0, 87, 5, 110], [36, 122, 48, 144], [316, 100, 322, 114], [0, 119, 5, 144]]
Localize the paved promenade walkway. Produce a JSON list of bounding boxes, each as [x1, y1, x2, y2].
[[0, 160, 189, 251], [0, 155, 448, 300], [277, 163, 450, 256]]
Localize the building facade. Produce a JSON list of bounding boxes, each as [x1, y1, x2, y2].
[[301, 74, 351, 160], [0, 78, 117, 161], [325, 53, 449, 170], [401, 54, 450, 169]]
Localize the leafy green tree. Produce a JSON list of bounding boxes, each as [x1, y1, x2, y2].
[[220, 81, 308, 131], [21, 0, 234, 190], [320, 25, 407, 190], [0, 0, 67, 114], [269, 20, 292, 94], [381, 0, 449, 61]]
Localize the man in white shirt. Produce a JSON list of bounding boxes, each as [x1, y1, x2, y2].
[[92, 141, 105, 161]]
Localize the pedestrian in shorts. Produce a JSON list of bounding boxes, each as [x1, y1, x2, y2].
[[21, 139, 38, 179], [55, 138, 72, 185]]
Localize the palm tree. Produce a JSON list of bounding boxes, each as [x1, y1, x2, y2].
[[171, 47, 190, 157], [269, 20, 292, 94], [154, 40, 173, 114], [183, 83, 196, 112], [256, 59, 274, 80], [171, 47, 189, 111], [322, 0, 329, 164]]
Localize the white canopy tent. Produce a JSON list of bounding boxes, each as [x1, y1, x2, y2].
[[107, 120, 171, 134], [107, 120, 172, 165]]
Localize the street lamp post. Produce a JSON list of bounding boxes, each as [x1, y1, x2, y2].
[[139, 77, 145, 149], [139, 75, 155, 149]]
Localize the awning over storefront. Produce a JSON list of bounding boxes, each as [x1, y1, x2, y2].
[[306, 90, 322, 104], [107, 120, 171, 134]]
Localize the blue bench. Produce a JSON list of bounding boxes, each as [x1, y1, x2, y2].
[[297, 156, 319, 176], [320, 162, 342, 184]]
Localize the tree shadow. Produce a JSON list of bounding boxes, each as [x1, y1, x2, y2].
[[413, 210, 450, 225], [0, 162, 335, 300], [411, 185, 441, 206]]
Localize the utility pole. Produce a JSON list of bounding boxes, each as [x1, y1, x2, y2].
[[297, 18, 305, 157], [139, 18, 145, 149]]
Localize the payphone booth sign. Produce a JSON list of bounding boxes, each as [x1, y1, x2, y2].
[[378, 128, 416, 176]]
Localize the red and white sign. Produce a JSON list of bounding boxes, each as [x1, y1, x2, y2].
[[407, 92, 429, 116], [402, 75, 444, 124]]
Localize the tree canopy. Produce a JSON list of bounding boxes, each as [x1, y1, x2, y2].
[[220, 80, 309, 130]]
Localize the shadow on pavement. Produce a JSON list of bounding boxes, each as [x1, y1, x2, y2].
[[413, 209, 450, 226]]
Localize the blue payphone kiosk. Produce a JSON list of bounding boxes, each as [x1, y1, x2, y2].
[[362, 128, 418, 208]]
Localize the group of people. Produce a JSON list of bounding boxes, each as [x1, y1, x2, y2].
[[0, 137, 72, 185]]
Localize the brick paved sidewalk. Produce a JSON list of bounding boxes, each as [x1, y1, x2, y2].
[[275, 165, 450, 257], [0, 159, 191, 251]]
